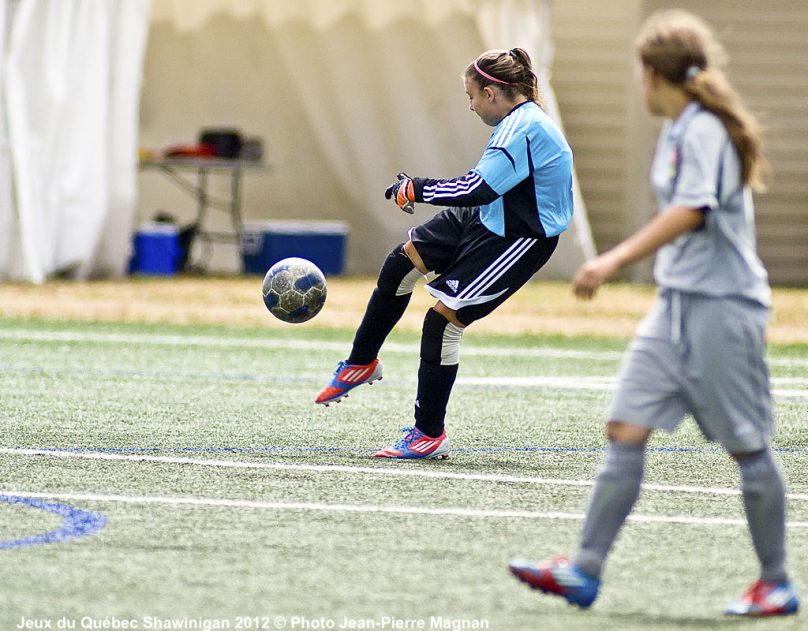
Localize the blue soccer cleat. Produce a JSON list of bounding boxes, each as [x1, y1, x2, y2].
[[508, 556, 601, 608], [315, 358, 383, 406], [724, 579, 800, 617], [373, 426, 451, 459]]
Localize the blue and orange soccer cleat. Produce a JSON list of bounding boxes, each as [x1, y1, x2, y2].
[[373, 426, 451, 459], [315, 358, 383, 406], [724, 579, 800, 617], [508, 556, 601, 608]]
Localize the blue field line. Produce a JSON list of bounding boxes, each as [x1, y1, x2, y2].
[[0, 496, 107, 549], [12, 445, 808, 455]]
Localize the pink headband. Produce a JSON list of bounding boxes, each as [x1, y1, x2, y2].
[[473, 59, 513, 85]]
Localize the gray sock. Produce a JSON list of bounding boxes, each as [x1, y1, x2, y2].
[[739, 448, 789, 583], [573, 441, 645, 578]]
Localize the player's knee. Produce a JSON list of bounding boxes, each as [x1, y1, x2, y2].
[[421, 308, 464, 366], [434, 301, 465, 328], [377, 243, 422, 296], [606, 421, 651, 444], [403, 240, 430, 274]]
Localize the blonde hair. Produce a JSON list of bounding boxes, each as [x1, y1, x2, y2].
[[465, 48, 543, 107], [636, 10, 767, 190]]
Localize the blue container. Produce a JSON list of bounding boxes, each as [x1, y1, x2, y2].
[[240, 220, 348, 276], [129, 223, 181, 276]]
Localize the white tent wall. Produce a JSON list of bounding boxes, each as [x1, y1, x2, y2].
[[0, 0, 151, 283], [94, 0, 154, 277], [472, 0, 596, 275], [141, 0, 595, 276], [0, 1, 16, 278]]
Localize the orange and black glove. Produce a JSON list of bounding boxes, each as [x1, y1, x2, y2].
[[384, 172, 416, 214]]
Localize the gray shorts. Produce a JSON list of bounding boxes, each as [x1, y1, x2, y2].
[[609, 290, 773, 454]]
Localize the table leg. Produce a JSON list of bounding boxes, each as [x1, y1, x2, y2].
[[231, 167, 243, 271]]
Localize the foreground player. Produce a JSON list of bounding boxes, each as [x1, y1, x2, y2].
[[315, 48, 573, 459], [508, 10, 799, 617]]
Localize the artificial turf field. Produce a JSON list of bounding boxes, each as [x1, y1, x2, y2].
[[0, 279, 806, 631]]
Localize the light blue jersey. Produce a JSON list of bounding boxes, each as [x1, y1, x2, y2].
[[474, 101, 573, 237], [414, 101, 573, 239]]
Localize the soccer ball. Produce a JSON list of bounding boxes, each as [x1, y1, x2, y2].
[[262, 257, 327, 323]]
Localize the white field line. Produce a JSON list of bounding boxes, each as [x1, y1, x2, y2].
[[459, 376, 615, 390], [2, 328, 807, 367], [0, 329, 619, 361], [457, 375, 808, 399], [3, 490, 808, 529], [461, 375, 808, 388], [3, 448, 808, 502], [2, 328, 806, 397]]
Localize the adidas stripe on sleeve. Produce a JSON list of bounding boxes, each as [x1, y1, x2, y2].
[[412, 170, 499, 207]]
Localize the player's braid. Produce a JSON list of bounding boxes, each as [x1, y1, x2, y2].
[[684, 70, 766, 191]]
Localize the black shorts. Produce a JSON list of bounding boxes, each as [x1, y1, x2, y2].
[[408, 207, 558, 325]]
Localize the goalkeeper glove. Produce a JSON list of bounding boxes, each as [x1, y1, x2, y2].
[[384, 172, 416, 214]]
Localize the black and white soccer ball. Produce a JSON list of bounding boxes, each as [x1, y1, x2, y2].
[[262, 257, 327, 323]]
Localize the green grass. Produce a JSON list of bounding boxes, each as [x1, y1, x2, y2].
[[0, 316, 806, 630]]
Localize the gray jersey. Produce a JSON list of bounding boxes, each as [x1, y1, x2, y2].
[[650, 102, 771, 307]]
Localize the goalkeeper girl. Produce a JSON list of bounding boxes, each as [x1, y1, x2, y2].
[[509, 10, 799, 618], [315, 48, 574, 460]]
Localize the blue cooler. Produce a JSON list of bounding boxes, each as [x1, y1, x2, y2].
[[240, 220, 349, 276], [129, 223, 181, 276]]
